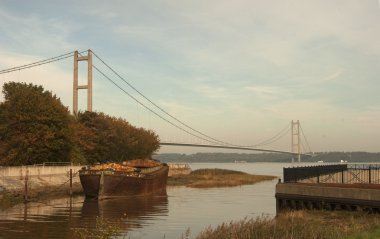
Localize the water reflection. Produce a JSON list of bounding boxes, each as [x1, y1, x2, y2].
[[0, 197, 82, 239], [80, 193, 169, 232], [0, 163, 287, 239], [0, 193, 168, 239]]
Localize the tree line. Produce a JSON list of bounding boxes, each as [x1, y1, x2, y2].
[[0, 82, 160, 166]]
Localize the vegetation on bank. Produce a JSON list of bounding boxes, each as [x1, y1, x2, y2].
[[0, 82, 160, 166], [72, 210, 380, 239], [168, 168, 276, 188], [192, 210, 380, 239]]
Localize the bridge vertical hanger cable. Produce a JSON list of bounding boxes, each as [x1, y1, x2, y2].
[[300, 124, 312, 153], [300, 141, 306, 153]]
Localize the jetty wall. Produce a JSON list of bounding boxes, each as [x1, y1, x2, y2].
[[0, 165, 83, 195], [276, 183, 380, 213], [276, 164, 380, 214]]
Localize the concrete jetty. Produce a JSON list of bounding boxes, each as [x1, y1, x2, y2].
[[276, 164, 380, 213]]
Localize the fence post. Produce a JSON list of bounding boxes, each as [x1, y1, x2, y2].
[[69, 169, 73, 196], [369, 165, 371, 184], [341, 169, 344, 184], [317, 168, 320, 184], [24, 169, 29, 202]]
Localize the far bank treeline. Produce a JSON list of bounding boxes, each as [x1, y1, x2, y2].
[[154, 152, 380, 163], [0, 82, 160, 166]]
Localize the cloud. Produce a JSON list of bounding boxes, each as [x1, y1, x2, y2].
[[1, 0, 380, 152], [192, 85, 228, 100], [316, 69, 343, 84], [244, 85, 286, 102], [0, 8, 76, 53]]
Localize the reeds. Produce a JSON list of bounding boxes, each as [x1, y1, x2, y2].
[[195, 210, 380, 239]]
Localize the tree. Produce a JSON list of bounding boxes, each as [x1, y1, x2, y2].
[[0, 82, 73, 165], [76, 111, 160, 163], [0, 82, 160, 166]]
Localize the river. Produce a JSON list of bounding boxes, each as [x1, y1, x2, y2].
[[0, 162, 295, 239]]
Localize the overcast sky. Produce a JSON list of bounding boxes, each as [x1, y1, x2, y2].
[[0, 1, 379, 153]]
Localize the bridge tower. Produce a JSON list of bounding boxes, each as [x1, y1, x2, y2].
[[291, 120, 301, 163], [73, 49, 92, 115]]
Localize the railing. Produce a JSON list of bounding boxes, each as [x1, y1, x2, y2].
[[345, 164, 380, 184], [283, 164, 347, 183], [0, 162, 78, 168], [283, 164, 380, 184]]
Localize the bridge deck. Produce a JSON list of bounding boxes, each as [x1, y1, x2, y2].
[[160, 142, 311, 156]]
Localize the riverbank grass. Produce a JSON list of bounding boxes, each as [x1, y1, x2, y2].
[[194, 210, 380, 239], [345, 228, 380, 239], [168, 168, 277, 188]]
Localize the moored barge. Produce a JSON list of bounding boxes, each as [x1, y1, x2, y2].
[[79, 159, 169, 199]]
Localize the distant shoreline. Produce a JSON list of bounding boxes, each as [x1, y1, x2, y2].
[[154, 151, 380, 163]]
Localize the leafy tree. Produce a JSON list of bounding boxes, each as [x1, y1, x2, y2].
[[76, 111, 160, 164], [0, 82, 73, 165], [69, 119, 96, 164], [0, 82, 160, 166]]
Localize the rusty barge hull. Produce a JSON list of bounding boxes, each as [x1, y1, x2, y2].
[[79, 164, 169, 199]]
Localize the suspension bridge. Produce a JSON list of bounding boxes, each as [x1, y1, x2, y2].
[[0, 49, 313, 162]]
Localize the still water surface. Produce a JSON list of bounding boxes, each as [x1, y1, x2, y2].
[[0, 163, 294, 239]]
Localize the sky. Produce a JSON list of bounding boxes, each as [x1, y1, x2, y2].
[[0, 0, 379, 153]]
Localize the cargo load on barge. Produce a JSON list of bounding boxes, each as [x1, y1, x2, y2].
[[79, 159, 169, 199]]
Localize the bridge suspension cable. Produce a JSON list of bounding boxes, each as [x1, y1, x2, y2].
[[300, 124, 312, 153], [91, 62, 224, 145], [0, 51, 85, 75], [93, 58, 295, 150], [0, 50, 310, 153], [0, 50, 236, 147], [91, 51, 237, 147], [244, 122, 291, 148], [90, 51, 298, 150]]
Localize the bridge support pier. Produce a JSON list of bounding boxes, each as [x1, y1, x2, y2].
[[291, 120, 301, 163], [73, 49, 92, 115]]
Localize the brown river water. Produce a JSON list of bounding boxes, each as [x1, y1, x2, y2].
[[0, 163, 295, 239]]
